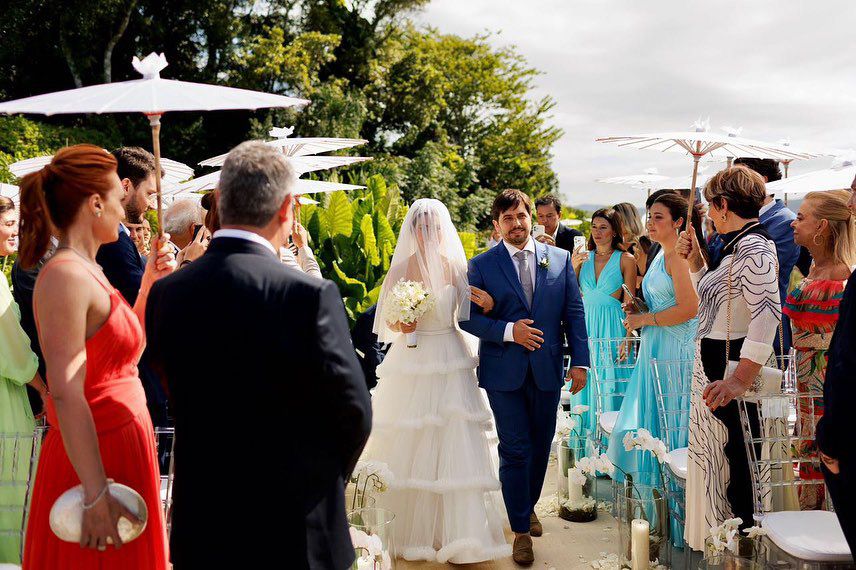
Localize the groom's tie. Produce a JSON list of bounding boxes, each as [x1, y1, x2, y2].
[[514, 250, 534, 308]]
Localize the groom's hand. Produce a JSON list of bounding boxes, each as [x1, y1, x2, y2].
[[567, 367, 587, 395], [512, 319, 544, 351]]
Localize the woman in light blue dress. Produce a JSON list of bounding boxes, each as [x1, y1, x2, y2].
[[572, 208, 636, 445], [607, 193, 704, 490]]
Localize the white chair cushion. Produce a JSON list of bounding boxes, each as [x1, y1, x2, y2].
[[763, 510, 853, 563], [667, 447, 688, 480], [599, 411, 618, 435]]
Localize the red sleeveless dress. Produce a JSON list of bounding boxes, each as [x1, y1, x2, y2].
[[23, 260, 168, 569]]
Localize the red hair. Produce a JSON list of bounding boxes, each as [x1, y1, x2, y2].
[[18, 144, 117, 268]]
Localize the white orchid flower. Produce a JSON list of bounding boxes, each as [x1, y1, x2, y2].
[[744, 526, 767, 539]]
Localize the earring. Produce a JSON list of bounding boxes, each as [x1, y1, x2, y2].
[[96, 211, 102, 218], [721, 213, 727, 221], [813, 233, 823, 246]]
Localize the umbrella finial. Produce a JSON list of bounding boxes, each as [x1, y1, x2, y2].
[[692, 117, 710, 132], [269, 125, 295, 139], [132, 53, 169, 79], [778, 137, 792, 147], [832, 152, 856, 170], [643, 167, 659, 175], [722, 125, 743, 138]]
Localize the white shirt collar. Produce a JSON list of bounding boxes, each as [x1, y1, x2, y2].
[[503, 236, 536, 259], [212, 229, 277, 255], [549, 225, 559, 241], [119, 222, 130, 237], [759, 199, 776, 217]]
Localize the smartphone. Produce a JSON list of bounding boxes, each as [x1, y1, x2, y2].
[[573, 236, 587, 252], [622, 283, 649, 313], [533, 224, 546, 237]]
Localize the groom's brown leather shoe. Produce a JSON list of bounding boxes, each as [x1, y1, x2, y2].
[[512, 534, 534, 566], [529, 512, 543, 537]]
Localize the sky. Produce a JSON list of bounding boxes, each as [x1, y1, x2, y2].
[[416, 1, 856, 209]]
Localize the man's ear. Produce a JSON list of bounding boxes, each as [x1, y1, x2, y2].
[[278, 194, 294, 222], [121, 178, 132, 196], [492, 219, 500, 235]]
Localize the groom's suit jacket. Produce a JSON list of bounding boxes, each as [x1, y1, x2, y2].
[[146, 236, 372, 569], [460, 240, 589, 391]]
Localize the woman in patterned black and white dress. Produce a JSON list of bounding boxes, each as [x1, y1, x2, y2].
[[677, 166, 782, 550]]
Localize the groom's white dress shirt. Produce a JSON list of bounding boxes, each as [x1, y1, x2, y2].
[[502, 238, 536, 342], [213, 228, 278, 255]]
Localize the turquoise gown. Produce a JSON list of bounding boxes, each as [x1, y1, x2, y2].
[[573, 250, 628, 447], [606, 251, 696, 542]]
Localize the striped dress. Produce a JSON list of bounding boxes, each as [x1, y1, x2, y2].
[[783, 276, 848, 511]]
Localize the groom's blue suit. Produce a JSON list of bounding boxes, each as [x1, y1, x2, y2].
[[460, 239, 589, 532]]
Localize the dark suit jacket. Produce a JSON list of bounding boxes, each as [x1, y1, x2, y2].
[[351, 304, 385, 390], [760, 200, 801, 354], [817, 269, 856, 463], [146, 237, 372, 569], [554, 223, 584, 255], [96, 226, 144, 305]]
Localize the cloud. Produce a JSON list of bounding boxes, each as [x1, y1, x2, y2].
[[416, 0, 856, 207]]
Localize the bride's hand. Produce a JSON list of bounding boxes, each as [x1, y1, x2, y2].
[[400, 321, 417, 334], [470, 286, 495, 313]]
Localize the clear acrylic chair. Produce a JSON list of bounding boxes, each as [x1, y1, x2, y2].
[[0, 426, 46, 563], [737, 353, 853, 567], [652, 358, 694, 560], [154, 427, 176, 538], [588, 336, 640, 455]]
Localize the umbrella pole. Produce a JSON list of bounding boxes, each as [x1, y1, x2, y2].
[[148, 113, 164, 237], [727, 157, 733, 168], [685, 144, 702, 231], [783, 161, 790, 205]]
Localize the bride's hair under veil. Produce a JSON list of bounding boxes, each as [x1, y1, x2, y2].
[[373, 199, 470, 344]]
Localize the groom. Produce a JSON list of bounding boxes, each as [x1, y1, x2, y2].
[[461, 189, 589, 566]]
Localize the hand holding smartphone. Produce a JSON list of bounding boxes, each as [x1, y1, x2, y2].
[[622, 283, 649, 313], [573, 236, 586, 253]]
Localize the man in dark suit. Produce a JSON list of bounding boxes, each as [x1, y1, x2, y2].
[[351, 304, 386, 391], [817, 174, 856, 555], [146, 141, 372, 570], [95, 146, 169, 428], [534, 194, 583, 254]]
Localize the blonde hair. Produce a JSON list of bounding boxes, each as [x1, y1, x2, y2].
[[804, 190, 856, 266], [703, 165, 767, 218]]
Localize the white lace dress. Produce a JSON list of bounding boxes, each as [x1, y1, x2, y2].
[[361, 286, 511, 563]]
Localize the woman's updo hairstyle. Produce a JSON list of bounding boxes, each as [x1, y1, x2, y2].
[[18, 145, 117, 268]]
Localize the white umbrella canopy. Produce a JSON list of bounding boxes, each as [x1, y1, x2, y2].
[[198, 127, 367, 167], [765, 155, 856, 196], [8, 154, 194, 185], [0, 53, 309, 234], [595, 167, 669, 188], [0, 183, 19, 204], [166, 170, 365, 196], [596, 118, 819, 227]]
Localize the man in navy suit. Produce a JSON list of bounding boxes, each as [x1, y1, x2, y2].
[[460, 189, 589, 565], [96, 146, 169, 428], [734, 158, 804, 355]]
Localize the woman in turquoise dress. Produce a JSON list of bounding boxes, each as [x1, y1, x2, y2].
[[572, 208, 636, 445], [607, 194, 703, 530], [0, 197, 48, 563]]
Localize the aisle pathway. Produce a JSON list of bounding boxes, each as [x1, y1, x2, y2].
[[397, 455, 620, 570]]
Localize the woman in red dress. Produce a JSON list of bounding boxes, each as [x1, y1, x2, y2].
[[17, 145, 175, 569]]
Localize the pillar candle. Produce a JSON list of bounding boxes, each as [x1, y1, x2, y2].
[[630, 518, 649, 570], [567, 470, 583, 501]]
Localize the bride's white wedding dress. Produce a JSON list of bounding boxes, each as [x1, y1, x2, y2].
[[362, 285, 511, 563]]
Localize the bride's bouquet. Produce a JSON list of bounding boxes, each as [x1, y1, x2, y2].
[[383, 279, 434, 348]]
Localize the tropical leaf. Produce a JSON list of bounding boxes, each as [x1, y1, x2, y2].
[[325, 191, 353, 237], [360, 214, 380, 266], [299, 203, 316, 227], [306, 208, 328, 243], [367, 174, 387, 205], [351, 195, 372, 238], [366, 284, 383, 306], [385, 184, 401, 222], [458, 231, 477, 259], [330, 261, 367, 300], [373, 210, 396, 252]]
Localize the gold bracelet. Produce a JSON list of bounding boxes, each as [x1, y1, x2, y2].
[[651, 313, 659, 326]]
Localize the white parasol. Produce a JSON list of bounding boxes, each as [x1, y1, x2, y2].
[[0, 183, 19, 205], [596, 118, 818, 228], [167, 169, 365, 196], [8, 153, 194, 185], [765, 155, 856, 196], [199, 126, 367, 167], [595, 167, 670, 197], [0, 53, 308, 234]]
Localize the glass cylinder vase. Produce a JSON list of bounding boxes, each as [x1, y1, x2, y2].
[[616, 475, 670, 569], [556, 432, 598, 522], [348, 508, 396, 570], [702, 536, 767, 567], [698, 556, 764, 570]]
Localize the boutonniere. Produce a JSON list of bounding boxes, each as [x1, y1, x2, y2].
[[538, 256, 550, 270]]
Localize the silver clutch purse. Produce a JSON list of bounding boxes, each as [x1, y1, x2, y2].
[[49, 482, 148, 544]]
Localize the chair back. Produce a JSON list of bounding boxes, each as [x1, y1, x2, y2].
[[588, 336, 640, 420], [652, 358, 694, 453], [0, 426, 46, 562]]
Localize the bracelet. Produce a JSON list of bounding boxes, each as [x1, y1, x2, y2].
[[180, 259, 192, 267], [651, 313, 659, 326], [82, 482, 110, 510]]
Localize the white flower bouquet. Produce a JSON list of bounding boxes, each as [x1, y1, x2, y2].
[[383, 279, 435, 348], [350, 460, 393, 511]]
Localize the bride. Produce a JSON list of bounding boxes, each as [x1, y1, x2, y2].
[[362, 198, 511, 564]]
